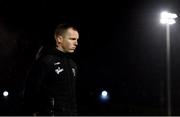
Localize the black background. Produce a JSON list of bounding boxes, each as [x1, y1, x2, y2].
[[0, 0, 180, 115]]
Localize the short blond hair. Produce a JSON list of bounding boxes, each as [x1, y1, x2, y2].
[[54, 23, 78, 39]]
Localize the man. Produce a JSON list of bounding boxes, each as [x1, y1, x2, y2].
[[23, 23, 79, 116]]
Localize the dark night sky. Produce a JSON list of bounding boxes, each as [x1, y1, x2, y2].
[[0, 0, 180, 115]]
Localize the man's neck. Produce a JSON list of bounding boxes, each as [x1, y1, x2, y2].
[[56, 46, 65, 53]]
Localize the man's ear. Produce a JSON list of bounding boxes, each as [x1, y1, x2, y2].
[[57, 36, 63, 43]]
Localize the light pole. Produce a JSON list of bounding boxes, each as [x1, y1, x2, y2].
[[160, 11, 178, 116]]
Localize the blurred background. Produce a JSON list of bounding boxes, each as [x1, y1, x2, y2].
[[0, 0, 180, 115]]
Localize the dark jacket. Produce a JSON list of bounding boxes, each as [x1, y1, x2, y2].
[[23, 47, 77, 116]]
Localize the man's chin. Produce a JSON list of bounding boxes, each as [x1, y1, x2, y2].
[[68, 50, 75, 53]]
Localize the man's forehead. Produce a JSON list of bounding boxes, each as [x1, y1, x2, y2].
[[66, 29, 79, 37]]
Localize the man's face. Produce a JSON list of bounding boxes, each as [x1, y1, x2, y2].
[[57, 28, 79, 53]]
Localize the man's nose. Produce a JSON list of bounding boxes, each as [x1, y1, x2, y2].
[[75, 40, 78, 46]]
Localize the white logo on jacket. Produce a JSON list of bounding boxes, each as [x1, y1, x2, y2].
[[72, 68, 76, 77], [55, 67, 64, 75], [54, 62, 61, 65]]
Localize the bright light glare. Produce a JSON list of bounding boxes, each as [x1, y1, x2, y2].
[[3, 91, 8, 97], [100, 90, 109, 100], [161, 11, 177, 19], [101, 91, 108, 97], [160, 11, 178, 25], [160, 19, 176, 24]]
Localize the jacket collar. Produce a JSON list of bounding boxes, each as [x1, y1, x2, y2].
[[50, 47, 71, 58]]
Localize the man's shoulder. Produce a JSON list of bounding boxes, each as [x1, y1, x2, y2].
[[39, 54, 58, 64]]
